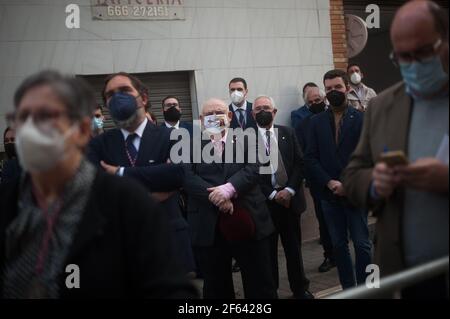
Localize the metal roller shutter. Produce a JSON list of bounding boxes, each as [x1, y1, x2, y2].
[[79, 71, 193, 131]]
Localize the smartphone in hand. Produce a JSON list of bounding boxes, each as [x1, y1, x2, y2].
[[378, 150, 409, 167]]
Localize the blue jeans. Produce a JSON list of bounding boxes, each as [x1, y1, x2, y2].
[[321, 200, 372, 289]]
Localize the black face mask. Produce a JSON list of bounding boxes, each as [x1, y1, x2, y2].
[[255, 111, 273, 127], [310, 102, 326, 114], [4, 143, 16, 159], [326, 90, 346, 108], [163, 107, 182, 123]]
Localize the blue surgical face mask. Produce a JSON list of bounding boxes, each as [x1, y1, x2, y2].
[[400, 55, 449, 98], [91, 117, 104, 130], [108, 92, 139, 122]]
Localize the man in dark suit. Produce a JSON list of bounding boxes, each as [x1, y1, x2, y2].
[[228, 77, 257, 131], [251, 95, 312, 299], [295, 87, 336, 273], [87, 72, 196, 275], [183, 98, 277, 299], [161, 95, 193, 136], [305, 69, 372, 289]]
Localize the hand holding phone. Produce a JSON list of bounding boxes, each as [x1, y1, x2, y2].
[[378, 150, 409, 167]]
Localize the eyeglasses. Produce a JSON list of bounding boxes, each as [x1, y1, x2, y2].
[[4, 137, 14, 143], [7, 109, 69, 128], [390, 38, 443, 67]]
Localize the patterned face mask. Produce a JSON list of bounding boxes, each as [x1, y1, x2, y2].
[[203, 114, 229, 135]]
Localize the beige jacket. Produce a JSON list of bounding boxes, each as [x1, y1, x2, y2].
[[342, 81, 411, 277], [348, 83, 377, 111]]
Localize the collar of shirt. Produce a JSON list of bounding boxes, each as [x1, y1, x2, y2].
[[120, 117, 148, 141], [165, 120, 180, 129], [210, 129, 229, 144], [350, 84, 365, 98], [231, 100, 248, 113], [257, 125, 276, 142]]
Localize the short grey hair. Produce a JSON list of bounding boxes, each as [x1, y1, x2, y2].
[[304, 87, 326, 102], [14, 70, 96, 122], [254, 95, 277, 109]]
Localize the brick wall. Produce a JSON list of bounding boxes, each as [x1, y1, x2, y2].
[[330, 0, 348, 70]]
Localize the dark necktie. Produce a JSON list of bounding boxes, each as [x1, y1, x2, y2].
[[237, 108, 246, 128], [266, 130, 288, 188], [125, 133, 138, 166], [265, 130, 271, 156]]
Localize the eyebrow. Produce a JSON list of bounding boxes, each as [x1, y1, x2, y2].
[[205, 110, 225, 114], [106, 85, 133, 96]]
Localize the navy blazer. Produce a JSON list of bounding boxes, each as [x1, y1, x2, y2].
[[161, 121, 194, 137], [296, 115, 313, 154], [228, 101, 257, 131], [87, 121, 184, 192], [291, 105, 312, 130], [87, 119, 192, 245], [304, 107, 364, 201], [0, 158, 21, 185]]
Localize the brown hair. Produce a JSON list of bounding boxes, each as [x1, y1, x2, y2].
[[102, 72, 148, 105]]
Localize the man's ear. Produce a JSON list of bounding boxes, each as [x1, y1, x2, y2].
[[141, 93, 149, 109], [273, 108, 278, 116], [75, 117, 92, 148]]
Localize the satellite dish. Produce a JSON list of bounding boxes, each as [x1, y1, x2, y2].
[[345, 14, 368, 58]]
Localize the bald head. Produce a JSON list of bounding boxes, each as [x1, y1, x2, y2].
[[201, 98, 228, 116], [391, 0, 448, 71], [392, 1, 448, 49]]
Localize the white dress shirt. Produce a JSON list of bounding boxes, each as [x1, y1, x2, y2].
[[231, 100, 248, 124], [117, 118, 148, 176], [257, 125, 296, 200], [165, 121, 180, 129]]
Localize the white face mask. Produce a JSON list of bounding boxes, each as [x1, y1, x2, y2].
[[350, 72, 362, 85], [15, 117, 76, 173], [203, 114, 229, 135], [230, 91, 245, 105]]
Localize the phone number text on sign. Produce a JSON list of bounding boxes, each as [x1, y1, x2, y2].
[[91, 1, 185, 20], [107, 6, 168, 18]]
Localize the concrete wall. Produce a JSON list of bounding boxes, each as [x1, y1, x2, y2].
[[0, 0, 335, 150]]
